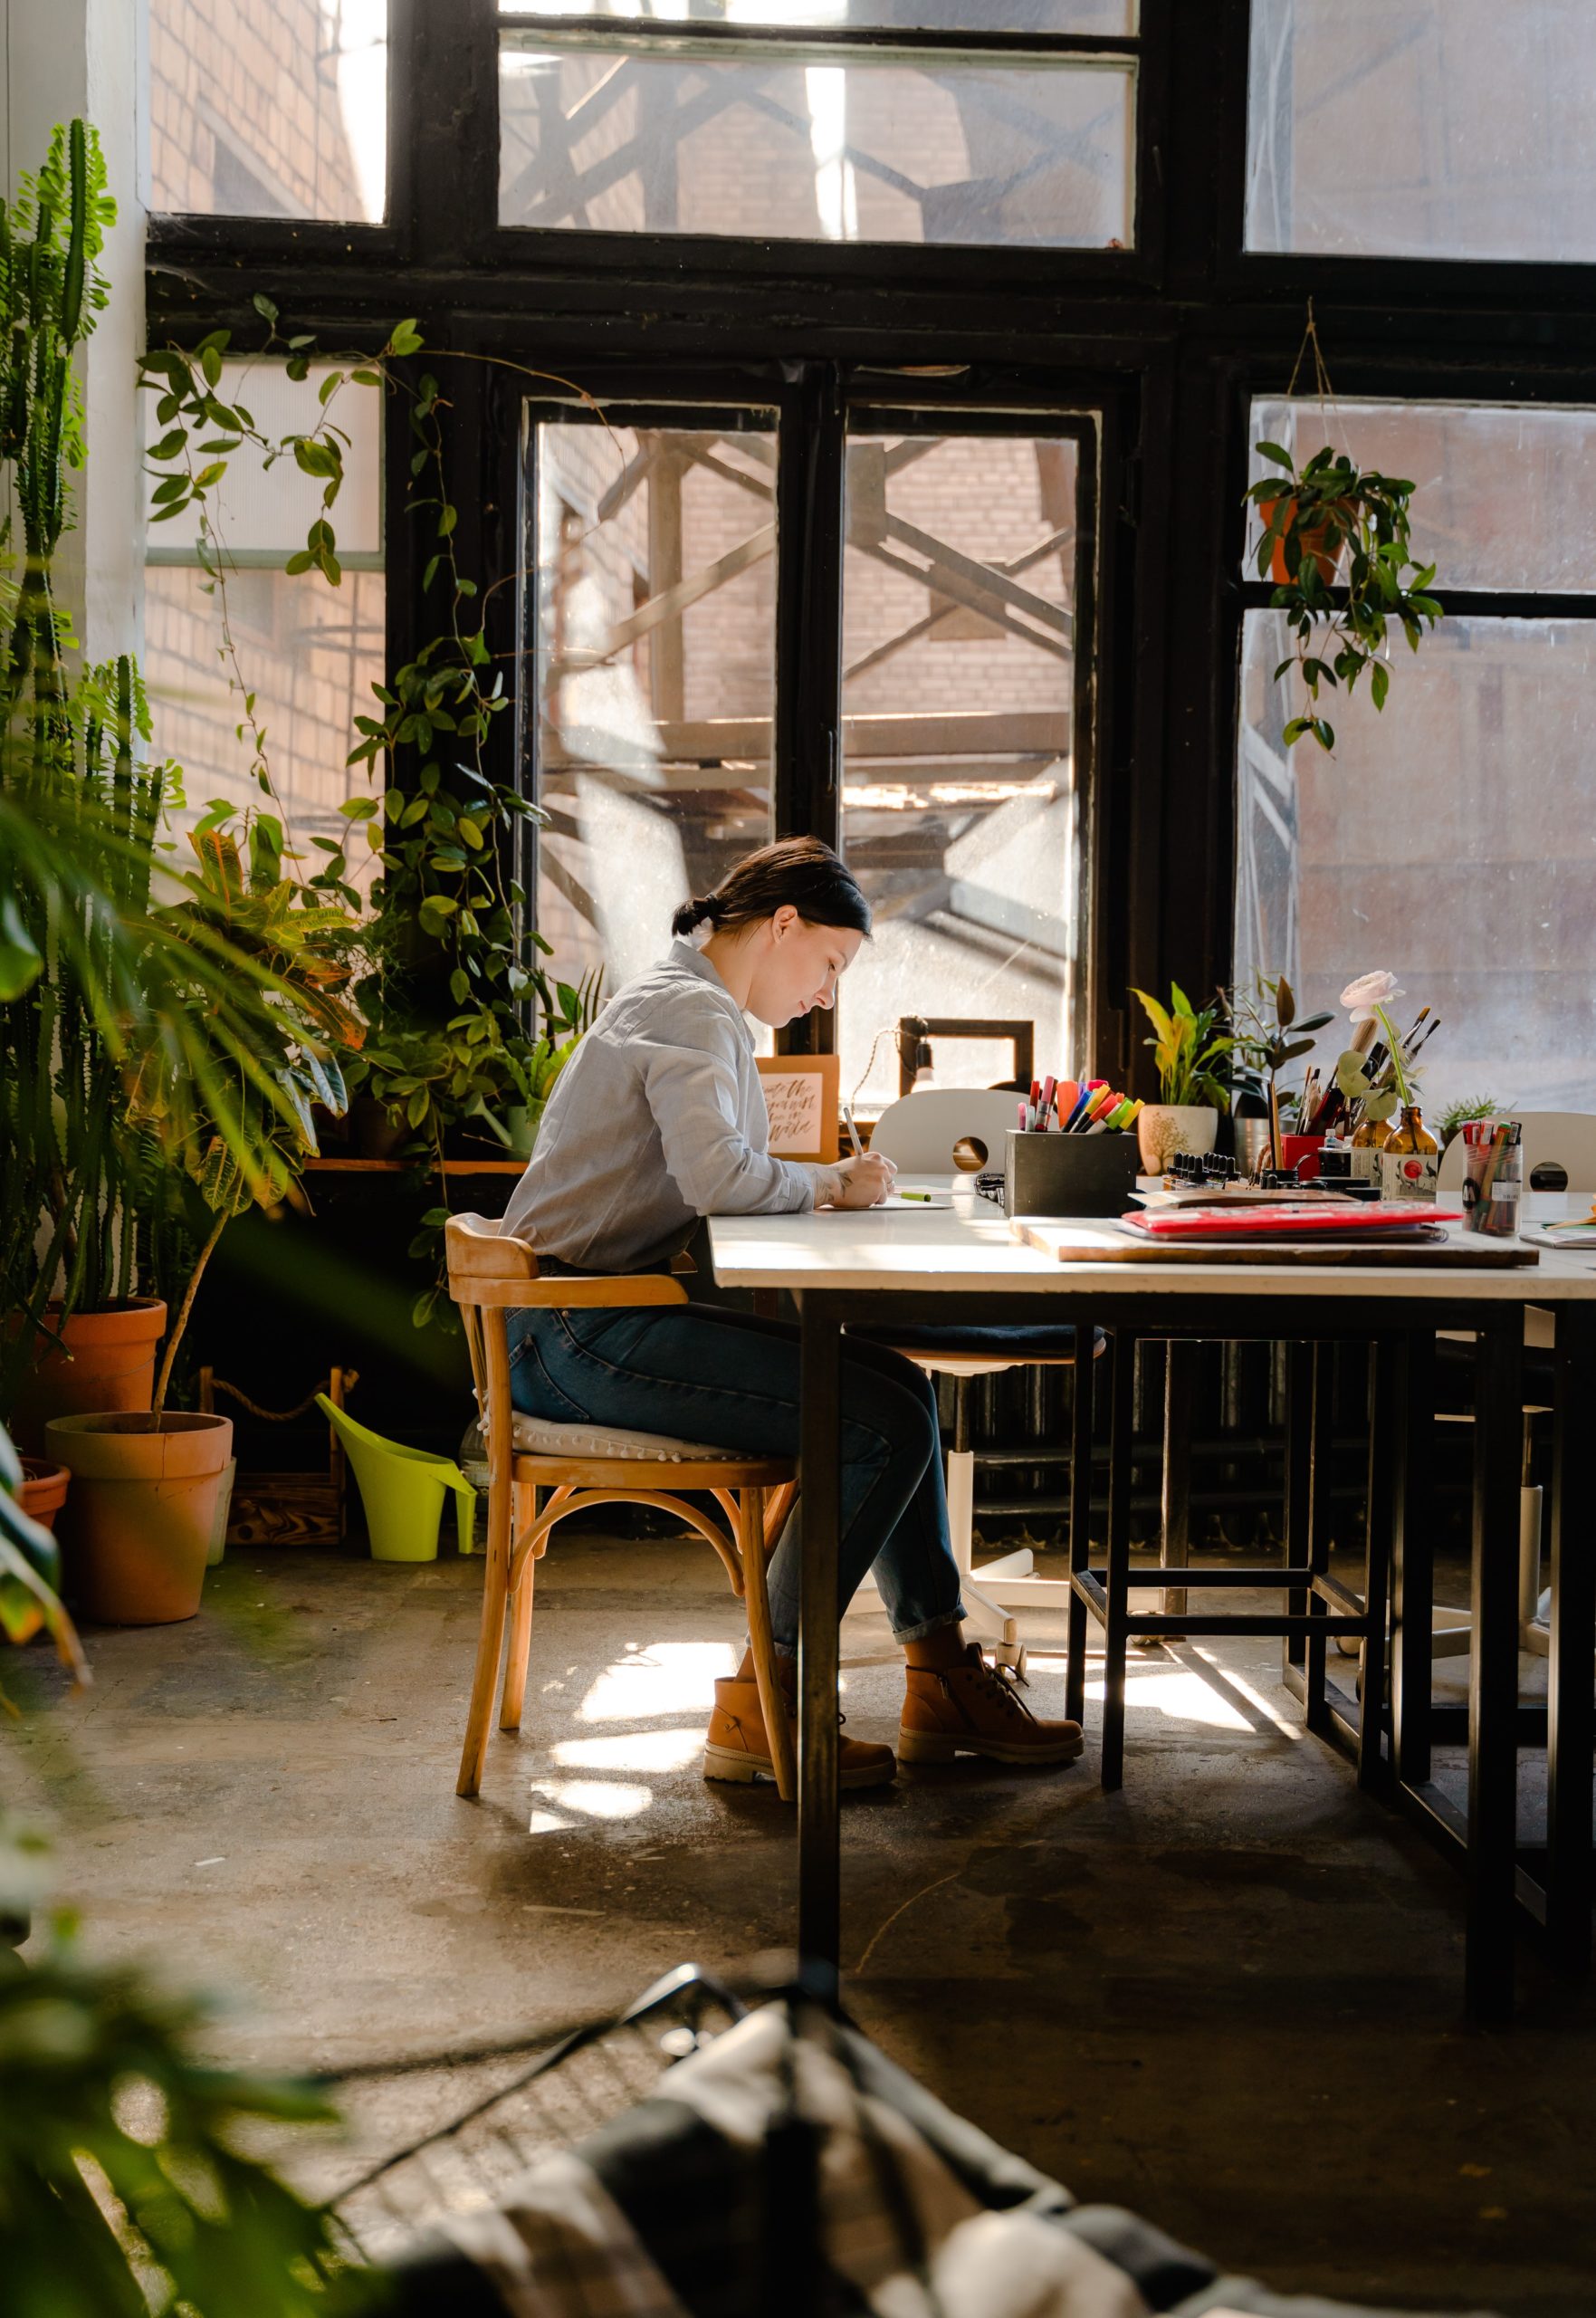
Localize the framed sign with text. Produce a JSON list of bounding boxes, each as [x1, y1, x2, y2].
[[756, 1054, 841, 1164]]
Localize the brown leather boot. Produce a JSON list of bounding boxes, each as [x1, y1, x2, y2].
[[703, 1661, 895, 1792], [900, 1643, 1085, 1767]]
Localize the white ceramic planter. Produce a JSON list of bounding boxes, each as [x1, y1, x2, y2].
[[1137, 1104, 1219, 1173]]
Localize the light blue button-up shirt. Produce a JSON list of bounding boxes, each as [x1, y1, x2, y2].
[[501, 940, 818, 1272]]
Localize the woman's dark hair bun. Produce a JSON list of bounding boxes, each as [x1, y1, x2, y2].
[[670, 837, 870, 943], [670, 894, 721, 937]]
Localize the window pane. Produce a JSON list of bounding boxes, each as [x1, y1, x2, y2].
[[1246, 400, 1596, 596], [146, 568, 387, 897], [501, 4, 1135, 27], [1247, 0, 1596, 262], [532, 419, 778, 997], [1236, 612, 1596, 1113], [147, 362, 383, 566], [149, 0, 387, 220], [840, 431, 1082, 1108], [501, 37, 1134, 246]]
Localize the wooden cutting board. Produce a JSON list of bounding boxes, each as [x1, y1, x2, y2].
[[1013, 1221, 1540, 1268]]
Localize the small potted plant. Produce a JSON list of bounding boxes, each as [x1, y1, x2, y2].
[[1437, 1096, 1503, 1154], [1130, 984, 1233, 1173], [1225, 973, 1335, 1173], [1246, 440, 1443, 752]]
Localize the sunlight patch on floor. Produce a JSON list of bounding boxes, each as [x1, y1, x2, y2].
[[527, 1778, 655, 1824], [1084, 1665, 1252, 1732], [552, 1729, 704, 1775], [578, 1642, 737, 1724]]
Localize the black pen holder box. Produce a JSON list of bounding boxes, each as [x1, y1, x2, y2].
[[1004, 1129, 1141, 1220]]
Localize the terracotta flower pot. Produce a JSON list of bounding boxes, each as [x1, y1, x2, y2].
[[4, 1459, 71, 1644], [1258, 494, 1349, 588], [17, 1457, 71, 1532], [45, 1411, 233, 1626], [10, 1298, 167, 1454]]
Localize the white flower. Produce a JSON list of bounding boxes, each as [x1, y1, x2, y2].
[[1340, 970, 1403, 1024]]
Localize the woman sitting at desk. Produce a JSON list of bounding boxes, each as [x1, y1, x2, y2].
[[502, 837, 1082, 1792]]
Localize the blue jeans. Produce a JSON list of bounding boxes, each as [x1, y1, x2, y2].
[[505, 1303, 966, 1655]]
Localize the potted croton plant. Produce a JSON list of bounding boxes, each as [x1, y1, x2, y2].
[[1247, 440, 1443, 752], [1130, 983, 1233, 1173]]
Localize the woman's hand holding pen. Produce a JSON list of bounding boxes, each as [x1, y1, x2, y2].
[[819, 1152, 898, 1208]]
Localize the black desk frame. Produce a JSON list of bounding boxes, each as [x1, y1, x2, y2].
[[797, 1285, 1596, 2026]]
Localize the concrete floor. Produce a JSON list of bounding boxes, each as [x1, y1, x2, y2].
[[8, 1530, 1594, 2315]]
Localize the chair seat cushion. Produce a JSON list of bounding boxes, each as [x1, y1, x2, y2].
[[852, 1322, 1103, 1361], [508, 1412, 729, 1462]]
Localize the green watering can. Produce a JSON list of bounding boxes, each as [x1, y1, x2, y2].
[[315, 1395, 477, 1563]]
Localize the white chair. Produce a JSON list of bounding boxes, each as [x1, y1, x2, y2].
[[1435, 1108, 1596, 1197], [852, 1089, 1103, 1668], [867, 1087, 1020, 1178]]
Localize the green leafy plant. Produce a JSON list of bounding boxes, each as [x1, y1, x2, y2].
[[123, 813, 361, 1411], [1246, 442, 1443, 752], [139, 313, 611, 1323], [1224, 973, 1334, 1161], [1131, 983, 1234, 1111], [0, 1894, 373, 2318]]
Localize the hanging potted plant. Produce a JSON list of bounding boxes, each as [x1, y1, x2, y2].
[[1130, 984, 1234, 1173], [1247, 442, 1443, 752]]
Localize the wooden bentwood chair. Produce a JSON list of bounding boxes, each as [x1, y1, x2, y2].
[[445, 1214, 798, 1802]]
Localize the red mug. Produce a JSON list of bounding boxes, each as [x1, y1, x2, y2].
[[1281, 1133, 1325, 1182]]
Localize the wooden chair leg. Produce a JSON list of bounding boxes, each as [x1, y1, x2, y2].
[[763, 1478, 798, 1554], [457, 1472, 512, 1798], [500, 1480, 537, 1731], [741, 1488, 796, 1803]]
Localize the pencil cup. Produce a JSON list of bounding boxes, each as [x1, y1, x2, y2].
[[1004, 1130, 1141, 1220], [1460, 1120, 1523, 1238]]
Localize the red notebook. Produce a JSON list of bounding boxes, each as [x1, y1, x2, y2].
[[1120, 1203, 1462, 1240]]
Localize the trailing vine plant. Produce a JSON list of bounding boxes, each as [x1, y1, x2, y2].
[[140, 311, 603, 1322], [1244, 307, 1443, 752]]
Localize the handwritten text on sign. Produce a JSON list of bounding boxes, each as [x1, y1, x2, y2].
[[760, 1070, 826, 1156]]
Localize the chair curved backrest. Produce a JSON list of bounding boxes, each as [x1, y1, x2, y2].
[[870, 1088, 1020, 1175], [1436, 1110, 1596, 1193]]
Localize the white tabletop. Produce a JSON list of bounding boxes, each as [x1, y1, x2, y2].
[[708, 1183, 1596, 1304]]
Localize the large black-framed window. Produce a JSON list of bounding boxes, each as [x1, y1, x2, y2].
[[518, 374, 1109, 1080], [1233, 388, 1596, 1116], [143, 0, 1596, 1095]]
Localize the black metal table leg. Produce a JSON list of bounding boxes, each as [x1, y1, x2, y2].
[[1467, 1307, 1524, 2025], [1303, 1345, 1335, 1738], [1546, 1302, 1596, 1974], [1282, 1341, 1313, 1687], [1161, 1338, 1195, 1629], [1099, 1328, 1136, 1792], [1066, 1315, 1094, 1727], [1358, 1338, 1399, 1795], [1391, 1327, 1437, 1791], [798, 1290, 842, 1982]]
